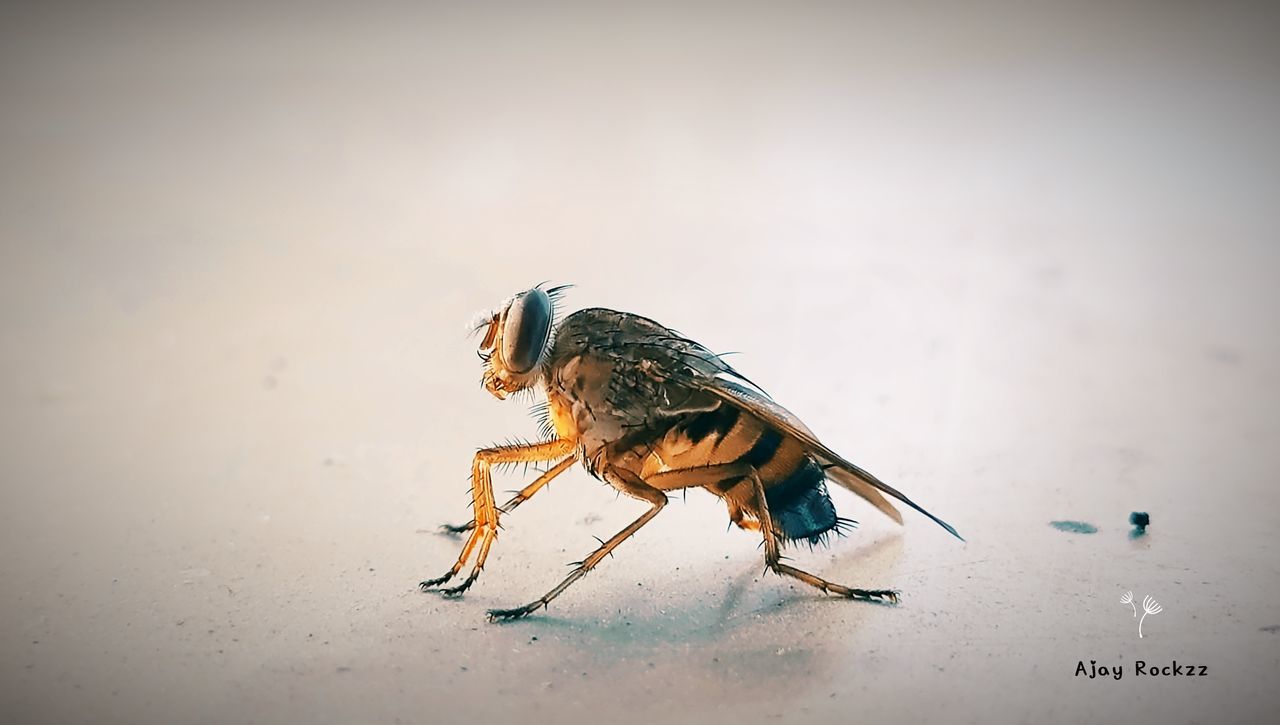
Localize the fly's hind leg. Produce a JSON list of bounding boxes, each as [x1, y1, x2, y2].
[[420, 439, 574, 595], [642, 462, 897, 604], [739, 474, 898, 604]]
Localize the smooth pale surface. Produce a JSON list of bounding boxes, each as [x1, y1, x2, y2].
[[2, 2, 1277, 724]]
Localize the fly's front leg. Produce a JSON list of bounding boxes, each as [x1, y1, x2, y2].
[[439, 456, 576, 534], [419, 439, 574, 595]]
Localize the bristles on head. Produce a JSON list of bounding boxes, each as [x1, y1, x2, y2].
[[467, 308, 498, 337], [467, 282, 571, 338]]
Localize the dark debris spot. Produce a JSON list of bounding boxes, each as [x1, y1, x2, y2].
[[1129, 511, 1150, 539], [1050, 520, 1098, 534]]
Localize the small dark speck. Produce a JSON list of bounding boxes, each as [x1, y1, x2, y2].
[[336, 666, 351, 673], [1260, 625, 1280, 634], [1129, 511, 1150, 539], [460, 666, 468, 672], [1050, 520, 1098, 534]]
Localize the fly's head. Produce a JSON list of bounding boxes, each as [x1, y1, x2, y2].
[[474, 285, 567, 400]]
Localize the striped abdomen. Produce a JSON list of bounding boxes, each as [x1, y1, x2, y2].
[[644, 402, 840, 544]]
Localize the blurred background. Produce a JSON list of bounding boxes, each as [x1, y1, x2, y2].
[[2, 1, 1277, 723]]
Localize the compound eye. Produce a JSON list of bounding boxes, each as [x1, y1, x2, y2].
[[501, 288, 552, 374]]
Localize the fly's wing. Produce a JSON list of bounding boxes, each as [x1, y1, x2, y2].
[[710, 380, 962, 540], [563, 309, 746, 432], [576, 309, 962, 541], [712, 379, 904, 525]]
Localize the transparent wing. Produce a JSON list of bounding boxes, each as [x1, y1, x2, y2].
[[710, 379, 962, 540], [580, 309, 961, 540]]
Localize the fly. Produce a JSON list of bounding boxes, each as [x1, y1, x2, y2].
[[419, 284, 963, 621]]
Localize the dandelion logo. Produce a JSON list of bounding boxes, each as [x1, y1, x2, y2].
[[1119, 590, 1165, 637], [1120, 590, 1137, 617], [1139, 595, 1163, 638]]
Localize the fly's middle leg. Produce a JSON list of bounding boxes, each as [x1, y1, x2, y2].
[[487, 462, 770, 621], [420, 439, 573, 595], [487, 466, 667, 622]]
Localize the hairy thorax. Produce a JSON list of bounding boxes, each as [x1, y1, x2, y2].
[[542, 353, 620, 458], [543, 350, 678, 480]]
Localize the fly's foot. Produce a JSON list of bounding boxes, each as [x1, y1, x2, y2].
[[486, 601, 544, 622], [844, 588, 899, 604], [439, 521, 474, 536], [418, 572, 455, 591], [437, 573, 480, 598]]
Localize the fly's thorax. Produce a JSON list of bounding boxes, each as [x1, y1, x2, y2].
[[542, 351, 628, 445]]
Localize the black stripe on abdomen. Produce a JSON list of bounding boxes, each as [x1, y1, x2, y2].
[[681, 404, 740, 444], [742, 427, 782, 468]]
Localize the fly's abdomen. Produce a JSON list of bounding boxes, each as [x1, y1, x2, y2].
[[734, 417, 839, 544], [657, 403, 840, 544], [762, 457, 839, 544]]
